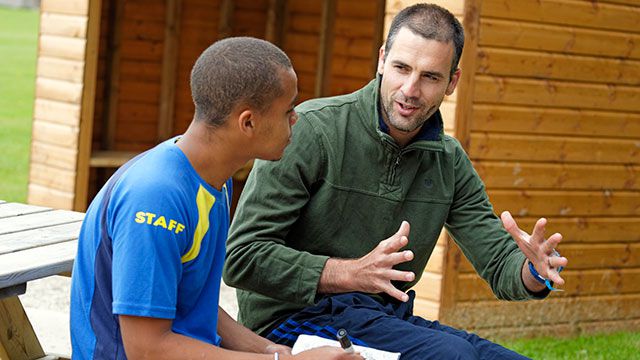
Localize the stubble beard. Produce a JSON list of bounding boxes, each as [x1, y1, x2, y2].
[[382, 95, 434, 133]]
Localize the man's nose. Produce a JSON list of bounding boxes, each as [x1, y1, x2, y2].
[[289, 111, 299, 126], [400, 75, 420, 98]]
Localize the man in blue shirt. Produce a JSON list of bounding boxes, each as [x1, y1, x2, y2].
[[70, 37, 362, 360]]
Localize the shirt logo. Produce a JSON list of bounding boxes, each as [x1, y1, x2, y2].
[[424, 178, 434, 189], [135, 211, 185, 234]]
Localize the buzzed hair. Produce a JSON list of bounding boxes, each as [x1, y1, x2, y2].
[[190, 37, 293, 127], [385, 3, 464, 77]]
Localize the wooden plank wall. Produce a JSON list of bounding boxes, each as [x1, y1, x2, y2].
[[443, 0, 640, 339], [112, 0, 166, 151], [384, 0, 465, 321], [81, 0, 383, 206], [28, 0, 95, 209], [284, 0, 383, 102], [172, 0, 224, 133]]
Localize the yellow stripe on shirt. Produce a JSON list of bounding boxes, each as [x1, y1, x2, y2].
[[181, 185, 215, 263]]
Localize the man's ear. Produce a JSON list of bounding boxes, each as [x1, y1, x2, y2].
[[377, 45, 385, 75], [445, 68, 462, 96], [238, 109, 255, 136]]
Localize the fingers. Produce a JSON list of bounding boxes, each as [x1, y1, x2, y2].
[[387, 248, 414, 266], [547, 255, 568, 285], [379, 221, 411, 254], [543, 233, 563, 254], [500, 211, 517, 234], [386, 269, 415, 282], [500, 211, 528, 243], [379, 234, 409, 255], [383, 284, 410, 302], [395, 220, 410, 238], [530, 217, 548, 244]]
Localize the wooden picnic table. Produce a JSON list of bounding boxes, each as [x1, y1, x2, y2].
[[0, 200, 83, 360]]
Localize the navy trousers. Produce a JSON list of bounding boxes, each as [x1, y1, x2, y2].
[[266, 291, 529, 360]]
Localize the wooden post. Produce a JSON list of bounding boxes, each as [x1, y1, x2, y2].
[[453, 0, 480, 151], [314, 0, 336, 97], [265, 0, 287, 46], [439, 0, 482, 324], [101, 0, 124, 151], [158, 0, 181, 141], [370, 0, 386, 77], [218, 0, 234, 39], [0, 297, 45, 359], [74, 0, 103, 211]]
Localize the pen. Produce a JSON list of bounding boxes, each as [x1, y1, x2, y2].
[[337, 328, 355, 354]]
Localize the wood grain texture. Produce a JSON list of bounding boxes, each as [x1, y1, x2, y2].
[[479, 18, 640, 60], [476, 47, 640, 86], [474, 75, 640, 112], [481, 0, 640, 34], [469, 133, 640, 164], [470, 104, 640, 138], [475, 161, 640, 190], [0, 297, 44, 359]]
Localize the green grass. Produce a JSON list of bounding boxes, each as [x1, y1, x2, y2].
[[0, 6, 39, 202], [501, 331, 640, 359]]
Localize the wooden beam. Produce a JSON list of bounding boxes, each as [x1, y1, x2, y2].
[[158, 0, 181, 141], [0, 283, 26, 300], [74, 0, 103, 211], [314, 0, 337, 97], [453, 0, 480, 150], [101, 0, 125, 151], [440, 0, 483, 323], [218, 0, 234, 39], [265, 0, 287, 46], [370, 0, 386, 77], [89, 150, 138, 167], [0, 297, 45, 359]]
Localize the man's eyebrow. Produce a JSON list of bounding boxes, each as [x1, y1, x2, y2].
[[391, 59, 444, 78], [422, 70, 445, 78], [390, 60, 409, 67]]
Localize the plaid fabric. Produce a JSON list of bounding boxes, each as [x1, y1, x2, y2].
[[266, 291, 529, 360]]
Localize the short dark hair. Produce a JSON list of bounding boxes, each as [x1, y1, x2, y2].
[[384, 3, 464, 77], [190, 37, 293, 127]]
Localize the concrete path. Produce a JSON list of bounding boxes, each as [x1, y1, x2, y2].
[[19, 276, 239, 356]]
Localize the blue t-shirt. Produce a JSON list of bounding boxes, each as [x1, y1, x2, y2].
[[70, 138, 232, 359]]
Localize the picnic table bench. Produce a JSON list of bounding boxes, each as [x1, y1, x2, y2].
[[0, 200, 83, 360]]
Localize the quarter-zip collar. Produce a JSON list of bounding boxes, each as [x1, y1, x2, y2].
[[356, 75, 447, 153]]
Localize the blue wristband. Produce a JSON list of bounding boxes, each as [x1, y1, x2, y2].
[[528, 252, 564, 292]]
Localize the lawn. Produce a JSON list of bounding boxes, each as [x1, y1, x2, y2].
[[0, 4, 639, 359], [0, 6, 39, 202], [501, 331, 640, 359]]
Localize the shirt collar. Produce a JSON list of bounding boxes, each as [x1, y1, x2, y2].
[[377, 99, 443, 142]]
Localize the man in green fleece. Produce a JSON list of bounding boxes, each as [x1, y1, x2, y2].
[[224, 4, 568, 359]]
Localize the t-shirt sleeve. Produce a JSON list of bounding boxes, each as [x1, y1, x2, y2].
[[108, 180, 191, 319]]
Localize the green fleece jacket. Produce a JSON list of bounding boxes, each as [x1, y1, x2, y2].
[[224, 77, 542, 335]]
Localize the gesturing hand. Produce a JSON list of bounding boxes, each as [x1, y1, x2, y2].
[[500, 211, 568, 286], [352, 221, 415, 302]]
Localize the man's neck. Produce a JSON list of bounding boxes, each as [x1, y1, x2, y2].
[[378, 107, 421, 148], [177, 121, 250, 190], [387, 124, 421, 148]]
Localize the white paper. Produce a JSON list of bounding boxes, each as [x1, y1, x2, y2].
[[292, 334, 400, 360]]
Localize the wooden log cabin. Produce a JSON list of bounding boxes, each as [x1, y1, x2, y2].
[[28, 0, 640, 339]]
